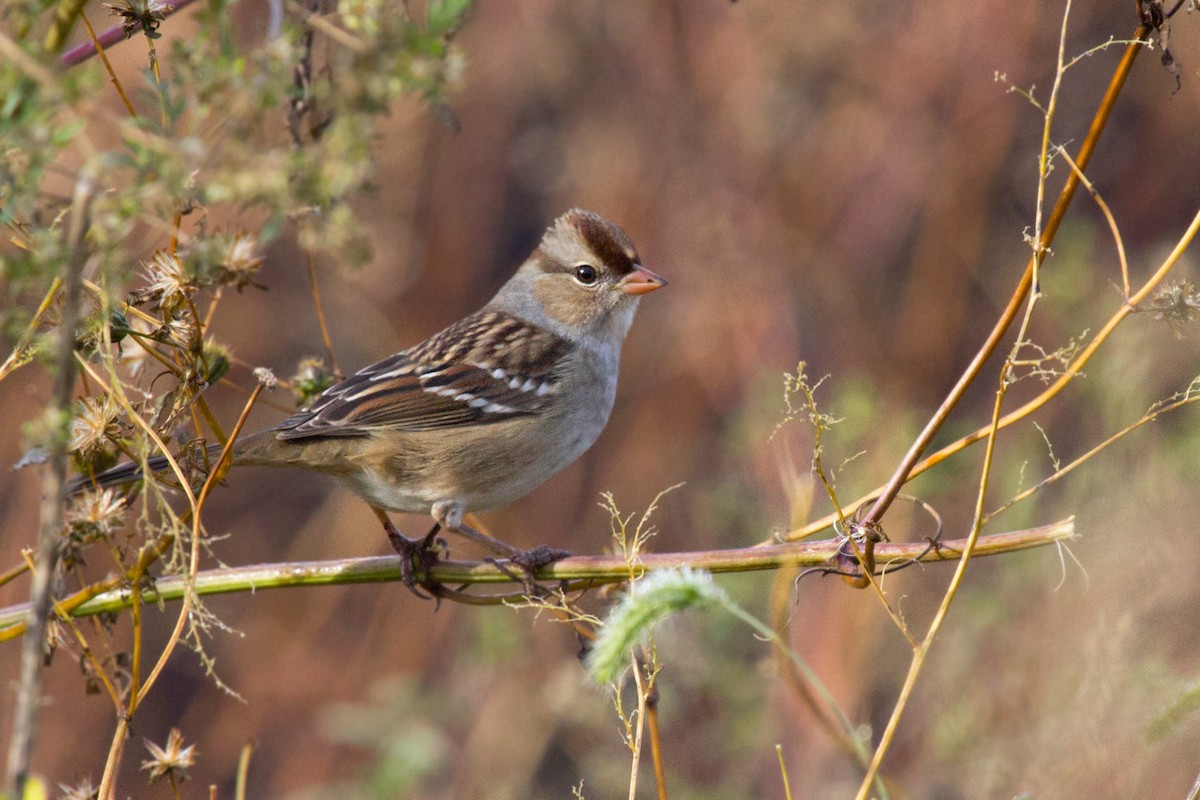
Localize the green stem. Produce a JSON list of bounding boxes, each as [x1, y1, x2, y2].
[[0, 521, 1073, 634]]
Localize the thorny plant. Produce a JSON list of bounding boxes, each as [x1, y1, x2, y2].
[[2, 0, 471, 798], [0, 1, 1198, 799]]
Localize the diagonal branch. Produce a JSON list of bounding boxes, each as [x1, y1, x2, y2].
[[58, 0, 200, 67], [856, 24, 1152, 530]]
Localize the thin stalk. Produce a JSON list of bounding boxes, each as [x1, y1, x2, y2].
[[985, 377, 1200, 522], [0, 562, 31, 589], [627, 660, 649, 800], [305, 247, 342, 378], [646, 694, 668, 800], [0, 277, 62, 383], [79, 11, 137, 118], [235, 742, 254, 800], [776, 745, 794, 800], [854, 360, 1011, 800], [4, 178, 92, 799], [1057, 148, 1130, 298]]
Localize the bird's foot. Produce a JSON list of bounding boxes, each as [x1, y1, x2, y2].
[[486, 545, 571, 597], [429, 502, 569, 596], [384, 521, 444, 600]]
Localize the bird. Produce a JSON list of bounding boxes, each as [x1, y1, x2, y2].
[[70, 208, 667, 594]]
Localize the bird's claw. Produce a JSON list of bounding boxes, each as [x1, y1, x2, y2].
[[385, 524, 444, 600], [512, 544, 571, 572], [487, 545, 571, 596]]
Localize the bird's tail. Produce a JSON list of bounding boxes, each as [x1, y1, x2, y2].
[[66, 442, 225, 497]]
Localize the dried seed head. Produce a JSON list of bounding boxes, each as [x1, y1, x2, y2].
[[141, 728, 196, 784], [142, 251, 194, 310], [1149, 279, 1200, 328], [103, 0, 169, 38], [66, 488, 126, 539], [69, 397, 120, 457], [218, 233, 265, 291], [57, 776, 98, 800]]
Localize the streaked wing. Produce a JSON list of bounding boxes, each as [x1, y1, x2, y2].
[[274, 311, 573, 439]]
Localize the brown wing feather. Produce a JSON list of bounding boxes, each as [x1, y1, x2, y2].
[[274, 311, 573, 439]]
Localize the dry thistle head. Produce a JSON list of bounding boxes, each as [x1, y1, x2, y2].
[[69, 396, 120, 459], [62, 489, 127, 568], [103, 0, 169, 38], [151, 314, 196, 349], [66, 488, 126, 540], [141, 728, 196, 784], [57, 776, 98, 800], [217, 233, 266, 291], [1149, 279, 1200, 330], [138, 250, 195, 315]]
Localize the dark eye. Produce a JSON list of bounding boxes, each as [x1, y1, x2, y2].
[[573, 264, 598, 285]]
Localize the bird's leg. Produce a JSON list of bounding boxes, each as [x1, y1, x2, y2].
[[431, 501, 570, 595], [372, 507, 442, 598]]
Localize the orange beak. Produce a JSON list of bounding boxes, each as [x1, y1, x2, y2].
[[618, 265, 668, 296]]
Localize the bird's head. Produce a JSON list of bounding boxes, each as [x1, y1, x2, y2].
[[497, 208, 667, 344]]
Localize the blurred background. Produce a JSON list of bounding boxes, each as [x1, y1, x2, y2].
[[3, 2, 1200, 798]]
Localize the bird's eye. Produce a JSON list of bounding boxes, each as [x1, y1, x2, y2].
[[573, 264, 598, 285]]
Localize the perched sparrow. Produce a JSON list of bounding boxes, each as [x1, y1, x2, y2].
[[72, 209, 667, 592]]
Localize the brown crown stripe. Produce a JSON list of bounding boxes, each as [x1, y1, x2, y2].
[[535, 210, 640, 276], [567, 210, 639, 275]]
